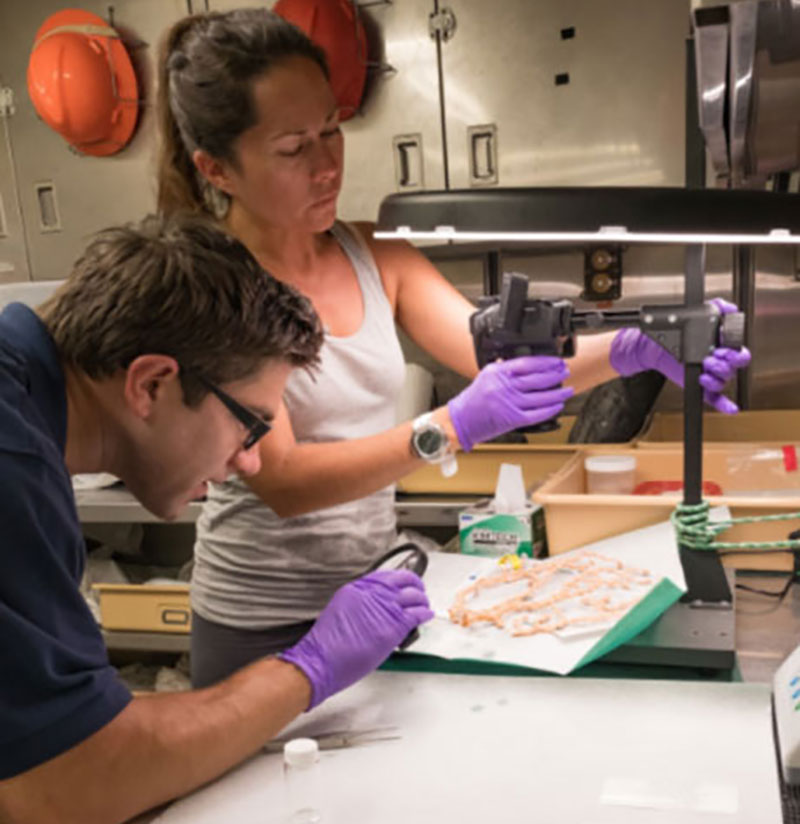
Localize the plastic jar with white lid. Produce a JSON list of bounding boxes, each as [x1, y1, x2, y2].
[[283, 738, 323, 823], [584, 455, 637, 495]]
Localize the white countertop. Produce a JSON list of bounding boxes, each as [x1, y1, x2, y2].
[[143, 669, 780, 824]]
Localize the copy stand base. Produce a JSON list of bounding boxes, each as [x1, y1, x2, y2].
[[604, 570, 736, 671]]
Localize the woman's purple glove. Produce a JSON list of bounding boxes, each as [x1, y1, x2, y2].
[[609, 299, 751, 415], [447, 356, 574, 452], [279, 569, 433, 710]]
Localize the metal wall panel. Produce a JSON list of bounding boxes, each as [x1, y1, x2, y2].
[[440, 0, 690, 189], [0, 0, 187, 281], [334, 0, 444, 222], [0, 95, 30, 283]]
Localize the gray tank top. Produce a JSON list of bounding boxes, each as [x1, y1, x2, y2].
[[191, 222, 406, 629]]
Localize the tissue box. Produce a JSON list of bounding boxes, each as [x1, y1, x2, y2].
[[459, 501, 547, 558]]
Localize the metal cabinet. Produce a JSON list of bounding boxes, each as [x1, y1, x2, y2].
[[0, 0, 188, 282], [337, 0, 445, 222], [440, 0, 690, 190], [0, 89, 29, 283]]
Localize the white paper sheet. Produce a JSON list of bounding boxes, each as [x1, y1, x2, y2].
[[410, 510, 702, 674]]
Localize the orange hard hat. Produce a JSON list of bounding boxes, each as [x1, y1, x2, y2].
[[273, 0, 367, 120], [27, 8, 139, 156]]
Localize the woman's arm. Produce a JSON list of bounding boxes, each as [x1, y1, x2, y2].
[[244, 229, 584, 516], [244, 400, 459, 517], [354, 222, 479, 379], [243, 227, 482, 516], [565, 331, 618, 394]]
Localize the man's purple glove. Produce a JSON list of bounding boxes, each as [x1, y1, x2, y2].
[[609, 299, 752, 415], [447, 356, 574, 452], [279, 569, 433, 710]]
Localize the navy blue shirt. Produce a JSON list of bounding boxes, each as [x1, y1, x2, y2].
[[0, 303, 131, 779]]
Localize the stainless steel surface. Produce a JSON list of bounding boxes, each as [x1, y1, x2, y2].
[[728, 1, 758, 184], [750, 244, 800, 408], [749, 0, 800, 182], [76, 487, 201, 524], [395, 494, 479, 526], [102, 629, 189, 653], [694, 0, 800, 186], [442, 0, 689, 189], [694, 9, 731, 179], [0, 80, 29, 282]]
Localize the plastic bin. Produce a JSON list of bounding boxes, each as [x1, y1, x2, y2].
[[638, 410, 800, 449], [533, 446, 800, 571], [93, 583, 191, 633]]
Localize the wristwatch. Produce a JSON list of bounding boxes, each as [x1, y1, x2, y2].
[[410, 412, 458, 477]]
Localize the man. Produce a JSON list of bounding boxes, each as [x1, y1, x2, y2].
[[0, 214, 433, 824]]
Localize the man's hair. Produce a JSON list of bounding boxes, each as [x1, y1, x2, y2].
[[38, 213, 323, 405]]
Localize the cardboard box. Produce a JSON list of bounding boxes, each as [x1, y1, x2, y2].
[[459, 501, 547, 558], [533, 446, 800, 571], [638, 409, 800, 449], [93, 583, 191, 633]]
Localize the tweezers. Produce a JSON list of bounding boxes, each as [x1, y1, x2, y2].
[[264, 727, 401, 753]]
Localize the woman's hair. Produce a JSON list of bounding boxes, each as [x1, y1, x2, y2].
[[38, 213, 323, 406], [157, 8, 328, 217]]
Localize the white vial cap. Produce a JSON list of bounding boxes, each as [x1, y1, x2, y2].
[[584, 455, 637, 473], [283, 737, 320, 767]]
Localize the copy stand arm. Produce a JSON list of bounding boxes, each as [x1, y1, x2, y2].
[[678, 244, 733, 606]]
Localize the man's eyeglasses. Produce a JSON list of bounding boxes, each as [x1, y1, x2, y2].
[[193, 373, 272, 451]]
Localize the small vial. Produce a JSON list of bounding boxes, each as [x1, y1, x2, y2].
[[283, 738, 322, 824]]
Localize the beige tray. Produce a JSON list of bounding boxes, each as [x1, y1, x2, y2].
[[638, 409, 800, 449], [398, 415, 634, 495], [533, 446, 800, 571], [93, 583, 191, 633]]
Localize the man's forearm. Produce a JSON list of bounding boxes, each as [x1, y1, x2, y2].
[[0, 657, 311, 824]]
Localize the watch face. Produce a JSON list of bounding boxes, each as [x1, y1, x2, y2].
[[415, 426, 444, 458]]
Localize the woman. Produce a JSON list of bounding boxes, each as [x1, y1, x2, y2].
[[156, 7, 749, 687]]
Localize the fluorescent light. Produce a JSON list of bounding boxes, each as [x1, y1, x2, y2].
[[374, 228, 800, 245], [375, 188, 800, 245]]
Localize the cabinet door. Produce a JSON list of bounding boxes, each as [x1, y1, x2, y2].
[[441, 0, 689, 189], [0, 107, 29, 283], [337, 0, 443, 221], [0, 0, 188, 281]]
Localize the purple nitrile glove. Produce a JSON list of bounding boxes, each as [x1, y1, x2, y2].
[[279, 569, 433, 710], [609, 298, 752, 415], [447, 356, 574, 452]]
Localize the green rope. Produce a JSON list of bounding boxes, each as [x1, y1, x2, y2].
[[671, 501, 800, 553]]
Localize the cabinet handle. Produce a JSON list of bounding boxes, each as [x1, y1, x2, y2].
[[160, 608, 190, 626], [35, 182, 61, 232], [392, 133, 424, 190], [468, 124, 498, 186]]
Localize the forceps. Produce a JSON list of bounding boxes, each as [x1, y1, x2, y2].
[[264, 726, 402, 754]]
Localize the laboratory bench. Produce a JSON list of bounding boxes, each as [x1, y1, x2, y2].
[[76, 487, 800, 684], [75, 486, 479, 527], [81, 487, 800, 824]]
